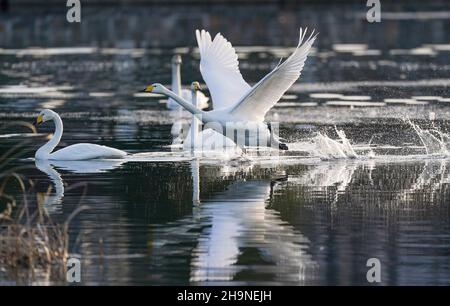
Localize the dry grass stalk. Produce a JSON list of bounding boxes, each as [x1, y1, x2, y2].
[[0, 122, 87, 283]]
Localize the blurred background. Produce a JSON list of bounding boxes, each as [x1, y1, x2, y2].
[[1, 0, 450, 48], [1, 0, 450, 286]]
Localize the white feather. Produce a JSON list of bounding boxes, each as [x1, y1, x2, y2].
[[230, 28, 317, 121], [48, 143, 126, 161], [35, 109, 127, 161], [157, 28, 317, 151], [196, 29, 251, 110], [167, 89, 209, 110]]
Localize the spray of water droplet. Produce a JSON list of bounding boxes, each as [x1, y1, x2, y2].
[[407, 119, 449, 156], [309, 127, 358, 160]]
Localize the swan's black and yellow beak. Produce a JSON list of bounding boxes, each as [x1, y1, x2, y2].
[[192, 82, 201, 91], [142, 85, 154, 93], [33, 114, 43, 126]]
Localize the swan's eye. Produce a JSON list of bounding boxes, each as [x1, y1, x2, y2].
[[144, 85, 154, 92]]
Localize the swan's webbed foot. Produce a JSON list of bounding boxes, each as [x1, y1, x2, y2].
[[279, 143, 289, 150]]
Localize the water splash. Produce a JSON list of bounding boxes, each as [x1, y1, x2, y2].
[[310, 128, 358, 160], [408, 120, 449, 155]]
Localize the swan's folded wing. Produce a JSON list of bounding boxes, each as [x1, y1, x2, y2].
[[50, 143, 126, 160], [230, 28, 317, 121], [196, 29, 251, 110]]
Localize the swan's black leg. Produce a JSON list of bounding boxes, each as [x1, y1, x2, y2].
[[279, 143, 289, 150]]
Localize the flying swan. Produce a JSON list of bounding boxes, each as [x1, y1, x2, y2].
[[144, 28, 317, 150], [33, 109, 127, 160]]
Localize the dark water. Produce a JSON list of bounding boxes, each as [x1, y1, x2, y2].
[[1, 3, 450, 285]]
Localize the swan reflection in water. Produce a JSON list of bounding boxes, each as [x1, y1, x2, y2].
[[186, 157, 450, 284], [170, 160, 317, 284], [34, 159, 125, 212], [34, 159, 65, 212]]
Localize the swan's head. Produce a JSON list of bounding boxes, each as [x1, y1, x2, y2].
[[143, 83, 165, 94], [190, 81, 201, 91], [172, 54, 182, 65], [34, 109, 56, 126]]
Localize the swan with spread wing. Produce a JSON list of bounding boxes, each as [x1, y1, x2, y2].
[[145, 28, 317, 150]]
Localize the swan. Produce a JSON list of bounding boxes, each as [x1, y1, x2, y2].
[[33, 109, 127, 160], [168, 55, 209, 144], [145, 28, 317, 151], [183, 81, 239, 153], [167, 54, 209, 110]]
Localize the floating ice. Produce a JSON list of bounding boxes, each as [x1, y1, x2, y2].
[[384, 98, 419, 104], [309, 93, 343, 99], [411, 96, 442, 101], [282, 94, 298, 100], [352, 49, 382, 56], [277, 102, 317, 107], [339, 95, 371, 101], [89, 92, 115, 98], [325, 101, 385, 107], [333, 44, 368, 52]]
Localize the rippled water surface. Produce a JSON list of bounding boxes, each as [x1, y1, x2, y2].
[[1, 3, 450, 285]]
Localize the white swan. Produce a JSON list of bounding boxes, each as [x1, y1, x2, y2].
[[145, 28, 317, 151], [183, 81, 239, 153], [33, 109, 127, 160], [167, 54, 209, 110]]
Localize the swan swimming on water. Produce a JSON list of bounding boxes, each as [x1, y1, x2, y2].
[[168, 55, 209, 145], [33, 109, 127, 160], [183, 81, 239, 153], [167, 54, 209, 110], [145, 28, 317, 151]]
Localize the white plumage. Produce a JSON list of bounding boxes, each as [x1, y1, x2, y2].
[[167, 54, 209, 110], [47, 143, 126, 161], [195, 30, 250, 110], [229, 28, 316, 121], [34, 109, 127, 161], [147, 28, 317, 151]]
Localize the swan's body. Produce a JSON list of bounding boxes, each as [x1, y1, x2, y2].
[[183, 82, 240, 153], [39, 143, 126, 161], [34, 109, 127, 161], [168, 89, 208, 110], [167, 55, 209, 110], [146, 28, 316, 150]]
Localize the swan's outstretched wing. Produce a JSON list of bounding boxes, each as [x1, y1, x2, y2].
[[230, 28, 317, 121], [196, 29, 251, 110]]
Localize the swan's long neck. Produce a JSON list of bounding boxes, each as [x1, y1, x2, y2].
[[35, 114, 63, 159], [163, 88, 203, 116], [172, 63, 182, 96], [190, 89, 200, 151]]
